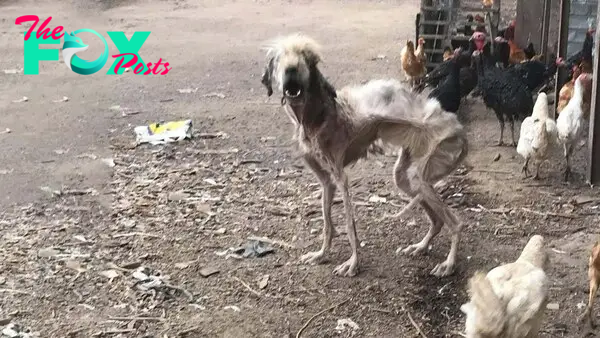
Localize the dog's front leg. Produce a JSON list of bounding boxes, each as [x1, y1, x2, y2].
[[332, 172, 359, 277], [300, 155, 336, 265]]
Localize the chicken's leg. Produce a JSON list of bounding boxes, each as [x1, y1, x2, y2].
[[332, 172, 359, 277], [564, 143, 573, 182], [509, 118, 517, 147], [522, 157, 530, 178], [300, 156, 337, 265], [533, 159, 542, 180], [496, 118, 505, 146]]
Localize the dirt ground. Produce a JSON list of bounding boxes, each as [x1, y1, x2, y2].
[[1, 0, 600, 337]]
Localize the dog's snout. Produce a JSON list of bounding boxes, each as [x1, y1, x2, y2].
[[283, 67, 304, 98], [285, 66, 298, 75], [283, 68, 301, 88]]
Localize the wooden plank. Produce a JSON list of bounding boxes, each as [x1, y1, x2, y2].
[[420, 6, 451, 11], [420, 34, 450, 39], [541, 0, 552, 62], [515, 0, 545, 53], [424, 49, 449, 54], [554, 0, 571, 116], [587, 2, 600, 184], [459, 6, 500, 13], [451, 35, 493, 41], [420, 20, 451, 25]]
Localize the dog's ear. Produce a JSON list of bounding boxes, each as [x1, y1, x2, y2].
[[261, 57, 274, 97], [302, 49, 321, 67]]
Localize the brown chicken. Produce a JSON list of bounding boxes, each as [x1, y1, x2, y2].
[[400, 39, 426, 88], [508, 39, 528, 64], [557, 64, 593, 119], [557, 65, 581, 115], [579, 240, 600, 328]]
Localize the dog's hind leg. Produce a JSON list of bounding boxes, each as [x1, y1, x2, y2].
[[421, 181, 462, 277], [398, 197, 443, 256], [393, 149, 440, 256]]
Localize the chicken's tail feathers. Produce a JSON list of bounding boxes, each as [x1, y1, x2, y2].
[[532, 92, 549, 119], [517, 235, 548, 269], [461, 271, 506, 336]]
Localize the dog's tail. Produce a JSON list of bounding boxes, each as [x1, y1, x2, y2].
[[460, 272, 506, 336]]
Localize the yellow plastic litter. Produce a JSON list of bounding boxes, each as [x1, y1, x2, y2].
[[134, 119, 193, 145], [148, 120, 189, 135]]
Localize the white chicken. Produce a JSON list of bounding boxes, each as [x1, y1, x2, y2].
[[556, 73, 592, 182], [460, 235, 549, 338], [516, 93, 558, 180]]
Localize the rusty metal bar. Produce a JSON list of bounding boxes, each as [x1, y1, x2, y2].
[[554, 0, 571, 118], [586, 1, 600, 185]]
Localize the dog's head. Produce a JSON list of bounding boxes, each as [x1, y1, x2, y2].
[[260, 34, 322, 103]]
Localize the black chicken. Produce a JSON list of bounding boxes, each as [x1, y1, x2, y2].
[[429, 50, 462, 114], [473, 43, 534, 146], [456, 14, 474, 37], [469, 37, 510, 97], [459, 62, 478, 99], [422, 31, 485, 89], [492, 36, 511, 68], [561, 28, 594, 75], [507, 55, 558, 92]]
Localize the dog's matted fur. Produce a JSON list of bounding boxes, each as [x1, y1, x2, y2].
[[260, 33, 468, 277]]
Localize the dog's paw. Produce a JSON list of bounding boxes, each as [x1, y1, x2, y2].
[[397, 243, 428, 256], [333, 256, 358, 277], [300, 250, 326, 265], [431, 260, 455, 277], [578, 309, 595, 328]]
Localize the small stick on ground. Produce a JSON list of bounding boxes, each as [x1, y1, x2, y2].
[[521, 207, 577, 219], [66, 328, 85, 337], [108, 316, 164, 322], [0, 289, 31, 295], [296, 298, 351, 338], [112, 232, 161, 238], [247, 235, 296, 249], [471, 169, 512, 175], [177, 326, 200, 336], [403, 307, 427, 338], [92, 329, 135, 336], [233, 276, 263, 298], [369, 307, 392, 314]]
